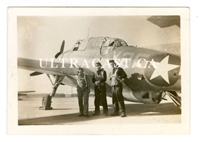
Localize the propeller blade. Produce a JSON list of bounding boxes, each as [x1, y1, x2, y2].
[[30, 71, 43, 76], [55, 40, 65, 58]]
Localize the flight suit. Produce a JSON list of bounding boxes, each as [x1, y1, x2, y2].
[[77, 74, 90, 116], [92, 69, 108, 115], [110, 67, 127, 116]]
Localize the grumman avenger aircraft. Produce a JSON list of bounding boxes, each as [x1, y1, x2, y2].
[[18, 16, 181, 110]]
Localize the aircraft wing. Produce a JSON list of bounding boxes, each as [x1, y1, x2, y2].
[[18, 58, 64, 76], [147, 16, 180, 28], [18, 90, 35, 94]]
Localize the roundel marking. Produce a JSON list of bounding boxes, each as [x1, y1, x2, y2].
[[144, 54, 180, 87]]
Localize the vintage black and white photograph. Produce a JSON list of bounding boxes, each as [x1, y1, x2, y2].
[[7, 7, 189, 134]]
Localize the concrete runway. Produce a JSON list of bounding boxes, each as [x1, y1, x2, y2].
[[18, 94, 181, 125]]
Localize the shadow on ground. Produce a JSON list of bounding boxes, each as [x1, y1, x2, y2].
[[18, 102, 181, 125]]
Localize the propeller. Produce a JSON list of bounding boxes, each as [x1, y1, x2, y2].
[[30, 40, 65, 77], [55, 40, 65, 58]]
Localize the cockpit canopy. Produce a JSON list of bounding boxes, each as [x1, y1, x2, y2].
[[100, 37, 128, 55], [71, 37, 128, 55]]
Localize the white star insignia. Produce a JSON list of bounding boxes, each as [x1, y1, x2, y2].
[[150, 55, 179, 84]]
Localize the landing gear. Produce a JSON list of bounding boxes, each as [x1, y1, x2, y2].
[[40, 94, 52, 110], [152, 91, 163, 104], [165, 91, 181, 109], [39, 74, 65, 110]]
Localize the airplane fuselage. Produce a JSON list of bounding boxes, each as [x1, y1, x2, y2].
[[18, 37, 181, 104], [54, 44, 181, 103]]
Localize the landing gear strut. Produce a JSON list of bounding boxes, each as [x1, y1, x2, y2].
[[39, 74, 65, 110], [165, 91, 181, 109]]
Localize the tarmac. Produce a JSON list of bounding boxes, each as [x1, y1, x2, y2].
[[18, 93, 181, 125]]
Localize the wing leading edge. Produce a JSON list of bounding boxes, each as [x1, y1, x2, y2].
[[18, 58, 63, 76]]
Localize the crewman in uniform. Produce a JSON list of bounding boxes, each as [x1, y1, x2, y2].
[[92, 62, 108, 116], [76, 68, 90, 117], [109, 60, 127, 117]]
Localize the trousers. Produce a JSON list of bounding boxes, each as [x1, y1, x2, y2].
[[94, 86, 108, 114], [111, 84, 126, 113], [77, 89, 89, 115]]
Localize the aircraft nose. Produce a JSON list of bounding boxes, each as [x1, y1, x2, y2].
[[144, 54, 180, 87]]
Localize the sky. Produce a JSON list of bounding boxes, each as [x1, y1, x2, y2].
[[17, 16, 180, 93]]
